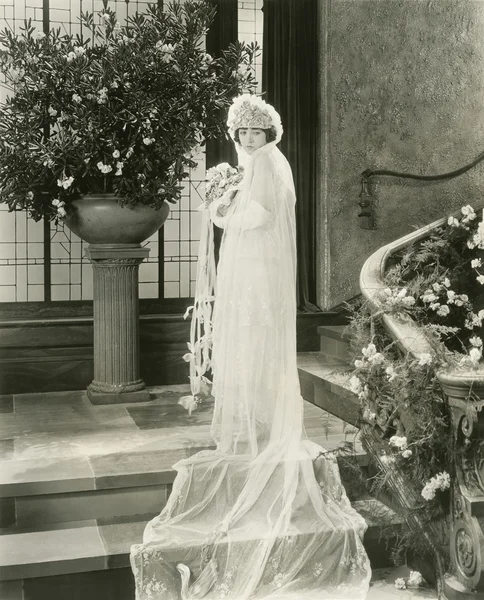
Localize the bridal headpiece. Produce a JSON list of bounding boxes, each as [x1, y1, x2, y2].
[[227, 94, 283, 143]]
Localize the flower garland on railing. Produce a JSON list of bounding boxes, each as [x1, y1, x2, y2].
[[346, 204, 484, 574]]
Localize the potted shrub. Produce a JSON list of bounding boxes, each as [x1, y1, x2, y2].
[[0, 0, 257, 244]]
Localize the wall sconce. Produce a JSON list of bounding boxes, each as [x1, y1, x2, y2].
[[358, 151, 484, 230]]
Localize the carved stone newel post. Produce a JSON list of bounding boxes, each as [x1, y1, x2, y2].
[[86, 244, 150, 404], [438, 371, 484, 600]]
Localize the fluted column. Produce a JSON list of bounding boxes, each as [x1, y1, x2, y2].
[[86, 244, 150, 405]]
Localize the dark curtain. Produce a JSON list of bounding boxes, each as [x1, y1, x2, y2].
[[206, 0, 238, 265], [262, 0, 320, 311]]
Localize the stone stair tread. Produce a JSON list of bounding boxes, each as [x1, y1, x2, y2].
[[298, 352, 354, 392], [0, 499, 401, 581], [0, 443, 215, 498], [316, 324, 347, 341]]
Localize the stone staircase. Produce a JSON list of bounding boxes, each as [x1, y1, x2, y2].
[[0, 326, 406, 600]]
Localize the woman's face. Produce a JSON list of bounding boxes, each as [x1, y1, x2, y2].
[[238, 128, 267, 154]]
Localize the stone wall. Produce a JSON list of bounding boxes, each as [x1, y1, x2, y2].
[[318, 0, 484, 308]]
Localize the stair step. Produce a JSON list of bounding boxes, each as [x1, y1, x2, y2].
[[298, 352, 360, 427], [0, 498, 401, 582], [0, 386, 366, 532], [317, 324, 352, 362]]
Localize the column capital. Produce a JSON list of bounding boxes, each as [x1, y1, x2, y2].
[[86, 243, 150, 263]]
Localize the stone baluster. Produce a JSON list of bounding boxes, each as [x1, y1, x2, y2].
[[86, 244, 150, 404]]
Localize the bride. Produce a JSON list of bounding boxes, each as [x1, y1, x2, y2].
[[130, 94, 371, 600]]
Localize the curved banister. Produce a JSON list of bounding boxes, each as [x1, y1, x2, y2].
[[359, 205, 484, 387]]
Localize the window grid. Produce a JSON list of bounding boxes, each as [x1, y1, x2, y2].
[[0, 0, 263, 303]]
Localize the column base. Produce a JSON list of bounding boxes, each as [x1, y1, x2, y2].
[[87, 387, 151, 405]]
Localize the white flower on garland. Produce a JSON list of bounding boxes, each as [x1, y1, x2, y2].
[[437, 304, 450, 317], [469, 347, 482, 366], [470, 336, 483, 347], [394, 578, 406, 590], [472, 258, 482, 269], [421, 290, 439, 303], [362, 343, 377, 359], [389, 435, 407, 450], [418, 353, 433, 366], [402, 449, 413, 459], [477, 275, 484, 285], [421, 471, 450, 501], [408, 571, 424, 587], [385, 365, 397, 381], [381, 287, 416, 308], [465, 310, 484, 330], [448, 216, 460, 227], [349, 376, 362, 395], [461, 204, 477, 223], [467, 221, 484, 249]]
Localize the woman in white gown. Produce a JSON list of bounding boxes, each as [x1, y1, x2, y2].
[[130, 94, 371, 600]]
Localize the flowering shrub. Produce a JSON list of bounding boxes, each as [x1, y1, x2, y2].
[[0, 1, 258, 221]]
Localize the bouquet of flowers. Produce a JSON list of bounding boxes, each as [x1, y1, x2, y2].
[[203, 162, 243, 210]]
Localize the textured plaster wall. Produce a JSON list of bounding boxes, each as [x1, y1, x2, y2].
[[319, 0, 484, 309]]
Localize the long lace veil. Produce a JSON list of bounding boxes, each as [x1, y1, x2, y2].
[[130, 132, 371, 600]]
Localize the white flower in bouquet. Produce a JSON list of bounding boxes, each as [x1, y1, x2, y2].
[[203, 162, 244, 210]]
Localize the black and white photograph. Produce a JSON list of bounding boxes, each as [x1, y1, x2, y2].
[[1, 1, 484, 599]]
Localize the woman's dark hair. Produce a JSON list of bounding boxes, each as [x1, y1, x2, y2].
[[234, 127, 277, 144]]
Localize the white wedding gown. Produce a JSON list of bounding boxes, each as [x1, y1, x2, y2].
[[130, 142, 371, 600]]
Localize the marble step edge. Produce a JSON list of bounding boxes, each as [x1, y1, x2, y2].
[[297, 353, 363, 435], [0, 444, 214, 499], [0, 498, 403, 582], [317, 325, 347, 342], [0, 439, 366, 503], [297, 352, 355, 395]]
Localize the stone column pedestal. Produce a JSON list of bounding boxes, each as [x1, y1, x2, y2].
[[86, 244, 150, 405]]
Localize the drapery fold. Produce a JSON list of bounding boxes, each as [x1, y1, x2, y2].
[[262, 0, 320, 311]]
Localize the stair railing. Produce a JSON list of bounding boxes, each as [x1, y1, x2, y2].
[[360, 206, 484, 600]]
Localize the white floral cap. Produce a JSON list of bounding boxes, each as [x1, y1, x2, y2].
[[227, 94, 283, 143]]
